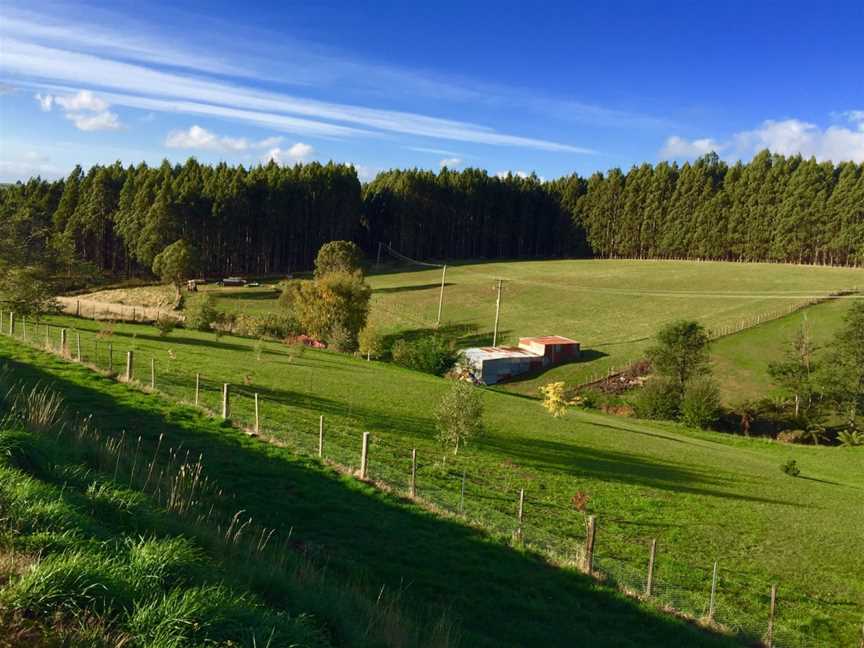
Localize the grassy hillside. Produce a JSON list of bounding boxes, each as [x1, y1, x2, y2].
[[711, 297, 856, 405], [0, 381, 442, 647], [168, 259, 863, 392], [0, 340, 738, 648], [2, 318, 862, 646]]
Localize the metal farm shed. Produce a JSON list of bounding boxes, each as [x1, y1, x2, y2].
[[462, 335, 580, 385]]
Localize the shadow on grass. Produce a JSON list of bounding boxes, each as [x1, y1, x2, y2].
[[0, 346, 738, 648], [211, 289, 280, 302], [482, 436, 804, 508], [374, 282, 454, 294]]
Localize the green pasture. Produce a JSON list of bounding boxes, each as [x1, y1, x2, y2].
[[1, 316, 861, 646]]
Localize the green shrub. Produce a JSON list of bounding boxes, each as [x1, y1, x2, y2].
[[780, 459, 800, 477], [391, 335, 458, 375], [153, 314, 176, 337], [125, 537, 206, 595], [633, 378, 681, 420], [184, 294, 222, 332], [327, 322, 356, 352], [680, 377, 721, 429], [838, 429, 864, 447]]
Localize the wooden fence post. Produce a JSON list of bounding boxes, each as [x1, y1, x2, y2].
[[459, 470, 466, 514], [45, 325, 50, 349], [254, 393, 260, 434], [585, 515, 597, 574], [108, 343, 113, 373], [22, 316, 26, 340], [9, 313, 14, 336], [195, 373, 200, 406], [75, 332, 81, 361], [60, 328, 67, 356], [515, 488, 525, 541], [360, 431, 370, 479], [221, 384, 230, 419], [318, 416, 324, 457], [645, 538, 657, 597], [126, 351, 133, 381], [708, 561, 718, 622], [410, 448, 417, 497], [150, 358, 155, 389], [766, 584, 777, 648]]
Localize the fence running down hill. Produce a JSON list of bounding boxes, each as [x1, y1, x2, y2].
[[0, 314, 859, 648]]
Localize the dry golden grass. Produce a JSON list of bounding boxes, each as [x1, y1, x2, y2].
[[78, 285, 176, 309]]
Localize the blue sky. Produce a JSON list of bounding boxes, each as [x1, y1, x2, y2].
[[1, 0, 862, 183]]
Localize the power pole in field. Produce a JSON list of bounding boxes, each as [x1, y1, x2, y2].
[[492, 279, 503, 346], [436, 265, 447, 328]]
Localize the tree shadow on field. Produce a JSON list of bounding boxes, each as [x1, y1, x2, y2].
[[483, 436, 803, 508], [374, 282, 454, 294], [0, 351, 739, 648], [211, 290, 280, 302]]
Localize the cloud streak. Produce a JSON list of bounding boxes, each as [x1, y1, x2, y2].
[[2, 29, 593, 153]]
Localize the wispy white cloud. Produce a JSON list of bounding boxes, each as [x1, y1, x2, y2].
[[439, 157, 462, 168], [406, 146, 466, 157], [34, 92, 53, 111], [661, 117, 864, 163], [33, 89, 122, 131], [0, 153, 61, 182], [264, 142, 316, 165], [3, 35, 592, 153]]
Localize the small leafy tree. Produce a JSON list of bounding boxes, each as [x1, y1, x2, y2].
[[817, 302, 864, 428], [313, 240, 363, 278], [0, 266, 58, 318], [539, 382, 568, 417], [152, 240, 195, 302], [680, 377, 721, 429], [358, 324, 384, 360], [283, 272, 371, 349], [435, 381, 483, 454], [391, 335, 458, 375], [633, 377, 681, 420], [154, 313, 176, 337], [768, 322, 818, 419], [185, 294, 222, 332], [780, 459, 800, 477], [647, 320, 711, 394]]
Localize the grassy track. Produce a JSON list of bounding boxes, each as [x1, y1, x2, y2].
[[710, 297, 855, 404], [2, 317, 862, 646]]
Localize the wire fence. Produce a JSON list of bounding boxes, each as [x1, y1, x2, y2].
[[1, 312, 860, 648]]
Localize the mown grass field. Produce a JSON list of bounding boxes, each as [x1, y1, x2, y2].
[[2, 316, 862, 646], [710, 297, 856, 405]]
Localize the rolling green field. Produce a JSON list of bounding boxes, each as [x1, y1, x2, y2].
[[2, 315, 862, 646], [172, 259, 864, 396], [710, 297, 856, 405]]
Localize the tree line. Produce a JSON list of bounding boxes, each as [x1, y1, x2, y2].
[[1, 151, 862, 289]]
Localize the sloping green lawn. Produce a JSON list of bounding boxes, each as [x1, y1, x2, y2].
[[711, 297, 855, 405], [2, 317, 862, 646]]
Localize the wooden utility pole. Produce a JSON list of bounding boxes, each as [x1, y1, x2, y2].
[[254, 393, 260, 434], [515, 488, 525, 541], [492, 279, 503, 346], [436, 265, 447, 328], [195, 373, 200, 406], [125, 351, 133, 381]]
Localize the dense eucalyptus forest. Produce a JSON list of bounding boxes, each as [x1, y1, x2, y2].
[[1, 150, 862, 284]]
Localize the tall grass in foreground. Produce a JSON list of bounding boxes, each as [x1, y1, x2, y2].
[[0, 366, 458, 648]]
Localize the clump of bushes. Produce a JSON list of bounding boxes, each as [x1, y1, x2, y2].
[[153, 313, 176, 337], [391, 335, 458, 375], [680, 377, 721, 429], [780, 459, 800, 477], [633, 378, 681, 420], [185, 294, 223, 332], [231, 313, 301, 340]]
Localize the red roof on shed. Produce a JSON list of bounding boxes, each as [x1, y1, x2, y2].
[[519, 335, 579, 346]]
